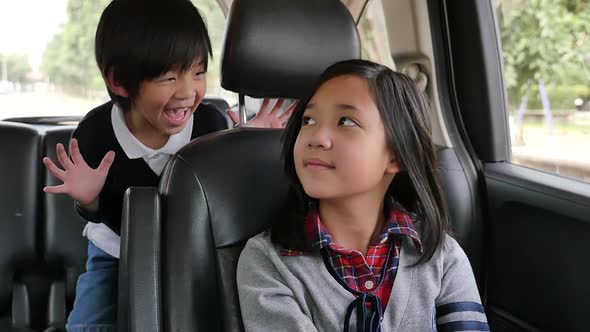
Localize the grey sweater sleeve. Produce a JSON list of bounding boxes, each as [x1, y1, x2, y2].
[[435, 236, 489, 330], [237, 236, 319, 332]]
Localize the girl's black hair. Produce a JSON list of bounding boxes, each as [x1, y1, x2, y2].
[[272, 59, 449, 263], [95, 0, 213, 111]]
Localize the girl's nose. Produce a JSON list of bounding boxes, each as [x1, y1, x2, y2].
[[307, 127, 332, 149]]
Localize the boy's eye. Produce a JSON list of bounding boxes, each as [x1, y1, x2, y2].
[[338, 117, 357, 126], [158, 76, 175, 82], [302, 116, 316, 126]]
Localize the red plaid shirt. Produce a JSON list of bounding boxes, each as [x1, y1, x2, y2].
[[281, 203, 422, 311]]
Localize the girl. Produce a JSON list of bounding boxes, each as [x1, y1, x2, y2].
[[237, 60, 489, 331]]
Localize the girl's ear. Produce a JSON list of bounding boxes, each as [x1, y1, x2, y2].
[[385, 157, 402, 175], [105, 69, 129, 98]]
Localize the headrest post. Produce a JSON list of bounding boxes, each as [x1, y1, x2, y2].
[[238, 94, 247, 127]]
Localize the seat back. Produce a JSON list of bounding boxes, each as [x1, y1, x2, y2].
[[436, 147, 484, 279], [0, 121, 39, 331], [42, 127, 87, 330], [160, 129, 288, 331], [202, 97, 231, 127]]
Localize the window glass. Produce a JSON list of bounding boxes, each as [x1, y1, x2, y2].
[[0, 0, 233, 120], [497, 0, 590, 182], [195, 0, 237, 106]]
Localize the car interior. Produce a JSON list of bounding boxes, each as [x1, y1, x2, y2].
[[1, 0, 589, 331]]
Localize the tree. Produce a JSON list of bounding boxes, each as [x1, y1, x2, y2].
[[41, 0, 110, 96], [0, 53, 32, 86], [499, 0, 590, 107], [42, 0, 227, 97]]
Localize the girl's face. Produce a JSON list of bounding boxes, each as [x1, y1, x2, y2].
[[294, 75, 400, 202]]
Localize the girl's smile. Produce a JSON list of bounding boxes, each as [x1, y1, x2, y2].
[[303, 158, 335, 170]]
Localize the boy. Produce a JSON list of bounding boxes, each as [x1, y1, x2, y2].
[[43, 1, 293, 331]]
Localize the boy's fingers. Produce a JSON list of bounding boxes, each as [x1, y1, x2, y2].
[[97, 151, 115, 174], [69, 139, 85, 165], [287, 100, 299, 111], [260, 98, 271, 113], [43, 157, 66, 181], [226, 110, 239, 124], [43, 184, 67, 194], [279, 106, 295, 123], [56, 143, 74, 170], [270, 99, 286, 114], [279, 102, 297, 123]]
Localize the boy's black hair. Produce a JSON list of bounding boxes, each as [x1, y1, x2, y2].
[[273, 59, 450, 263], [95, 0, 212, 111]]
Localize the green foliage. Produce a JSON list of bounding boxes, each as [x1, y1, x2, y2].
[[0, 53, 32, 84], [41, 0, 226, 97], [499, 0, 590, 109], [42, 0, 111, 96]]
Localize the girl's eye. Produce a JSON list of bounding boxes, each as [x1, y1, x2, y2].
[[302, 116, 316, 126], [195, 71, 206, 78], [338, 117, 357, 126]]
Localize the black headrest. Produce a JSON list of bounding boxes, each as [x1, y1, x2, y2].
[[220, 0, 361, 98]]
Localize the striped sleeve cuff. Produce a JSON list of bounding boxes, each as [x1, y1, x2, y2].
[[436, 301, 489, 331]]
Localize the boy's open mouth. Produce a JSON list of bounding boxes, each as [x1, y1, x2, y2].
[[163, 107, 190, 126]]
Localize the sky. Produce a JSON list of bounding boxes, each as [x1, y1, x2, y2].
[[0, 0, 68, 70]]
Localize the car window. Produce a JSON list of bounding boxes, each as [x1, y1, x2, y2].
[[497, 0, 590, 183], [1, 0, 392, 121], [0, 0, 233, 120]]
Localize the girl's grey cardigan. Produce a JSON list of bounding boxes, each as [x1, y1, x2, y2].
[[237, 232, 489, 331]]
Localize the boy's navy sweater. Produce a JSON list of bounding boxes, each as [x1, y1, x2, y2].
[[73, 101, 227, 234]]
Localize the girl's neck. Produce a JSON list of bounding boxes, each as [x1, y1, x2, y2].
[[319, 194, 386, 256], [125, 110, 169, 149]]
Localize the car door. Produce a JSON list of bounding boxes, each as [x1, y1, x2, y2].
[[430, 1, 590, 331]]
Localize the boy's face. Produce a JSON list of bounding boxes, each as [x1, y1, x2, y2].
[[130, 61, 206, 139]]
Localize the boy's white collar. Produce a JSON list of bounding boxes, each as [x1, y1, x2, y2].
[[110, 103, 194, 159]]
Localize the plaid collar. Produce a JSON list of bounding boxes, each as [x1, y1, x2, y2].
[[305, 201, 423, 253]]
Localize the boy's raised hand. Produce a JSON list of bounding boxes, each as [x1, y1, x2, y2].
[[227, 98, 297, 128], [43, 138, 115, 211]]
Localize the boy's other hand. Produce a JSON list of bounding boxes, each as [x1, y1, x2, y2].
[[227, 98, 297, 128], [43, 138, 115, 212]]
